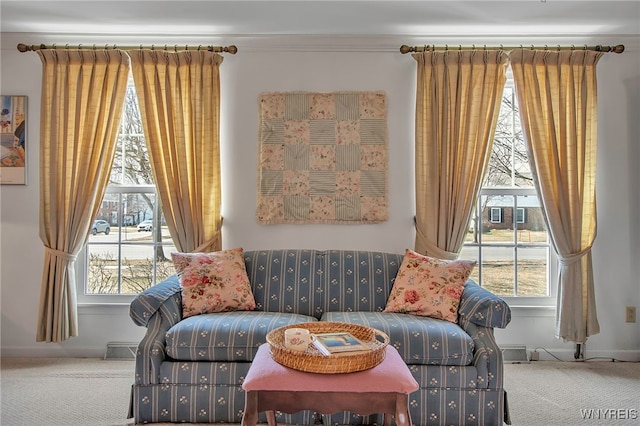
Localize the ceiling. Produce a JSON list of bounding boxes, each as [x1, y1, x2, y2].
[[1, 1, 639, 37]]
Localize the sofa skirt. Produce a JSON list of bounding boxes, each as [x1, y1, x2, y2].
[[130, 383, 315, 424], [324, 387, 506, 426]]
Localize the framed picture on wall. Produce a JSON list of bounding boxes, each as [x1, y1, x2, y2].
[[0, 95, 27, 185]]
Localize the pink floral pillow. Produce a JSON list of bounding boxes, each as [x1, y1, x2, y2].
[[384, 249, 476, 322], [172, 248, 256, 318]]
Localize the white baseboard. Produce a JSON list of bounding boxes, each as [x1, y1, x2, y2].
[[1, 345, 110, 358], [528, 348, 640, 362]]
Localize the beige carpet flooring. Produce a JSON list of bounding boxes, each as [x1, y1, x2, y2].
[[1, 357, 639, 425]]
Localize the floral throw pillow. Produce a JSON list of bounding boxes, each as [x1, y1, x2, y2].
[[383, 249, 476, 322], [172, 248, 256, 318]]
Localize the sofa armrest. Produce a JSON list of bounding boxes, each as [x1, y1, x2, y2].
[[130, 275, 182, 327], [458, 280, 511, 329], [134, 313, 173, 385], [130, 276, 183, 385], [459, 318, 504, 390]]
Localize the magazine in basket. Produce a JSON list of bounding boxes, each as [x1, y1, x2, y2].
[[312, 332, 371, 356]]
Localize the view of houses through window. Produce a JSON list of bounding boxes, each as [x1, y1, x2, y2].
[[460, 85, 552, 298], [84, 85, 176, 295], [84, 82, 552, 299]]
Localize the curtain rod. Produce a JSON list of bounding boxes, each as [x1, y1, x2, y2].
[[399, 44, 625, 54], [17, 43, 238, 54]]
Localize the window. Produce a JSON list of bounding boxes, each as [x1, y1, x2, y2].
[[81, 84, 176, 300], [461, 84, 556, 301], [490, 207, 502, 223]]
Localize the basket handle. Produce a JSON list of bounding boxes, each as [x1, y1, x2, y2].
[[374, 329, 390, 345]]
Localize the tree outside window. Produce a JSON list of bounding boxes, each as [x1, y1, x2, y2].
[[84, 85, 175, 295], [461, 85, 553, 298]]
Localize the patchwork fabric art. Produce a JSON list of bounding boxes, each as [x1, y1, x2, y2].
[[256, 91, 388, 224]]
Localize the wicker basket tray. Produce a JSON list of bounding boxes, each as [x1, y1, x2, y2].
[[266, 322, 389, 374]]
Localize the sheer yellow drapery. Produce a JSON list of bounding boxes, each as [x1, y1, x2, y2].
[[413, 50, 508, 259], [37, 50, 130, 342], [129, 50, 223, 253], [511, 49, 603, 343]]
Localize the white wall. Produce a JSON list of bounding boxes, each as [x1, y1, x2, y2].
[[1, 33, 638, 359]]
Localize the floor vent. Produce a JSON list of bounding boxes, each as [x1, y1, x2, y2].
[[501, 345, 530, 364], [104, 342, 137, 360]]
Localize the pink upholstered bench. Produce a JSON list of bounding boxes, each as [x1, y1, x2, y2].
[[241, 343, 419, 426]]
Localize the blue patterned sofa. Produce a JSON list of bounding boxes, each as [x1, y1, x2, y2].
[[129, 249, 511, 425]]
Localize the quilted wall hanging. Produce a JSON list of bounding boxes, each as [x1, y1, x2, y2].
[[256, 91, 388, 224]]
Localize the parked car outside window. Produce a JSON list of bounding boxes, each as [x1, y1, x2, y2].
[[91, 220, 110, 235], [137, 219, 153, 232]]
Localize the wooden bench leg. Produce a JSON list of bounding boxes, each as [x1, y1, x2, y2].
[[241, 391, 258, 426], [394, 393, 412, 426], [266, 409, 277, 426]]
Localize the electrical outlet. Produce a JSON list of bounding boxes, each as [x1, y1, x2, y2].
[[529, 350, 540, 361], [626, 306, 636, 323]]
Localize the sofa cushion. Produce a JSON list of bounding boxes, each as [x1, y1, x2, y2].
[[165, 311, 317, 361], [243, 249, 404, 319], [172, 248, 256, 318], [321, 311, 474, 366], [384, 249, 475, 322]]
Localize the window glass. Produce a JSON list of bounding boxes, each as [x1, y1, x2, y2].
[[83, 84, 175, 298], [463, 85, 555, 300]]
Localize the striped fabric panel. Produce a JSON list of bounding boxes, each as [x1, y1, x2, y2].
[[309, 119, 335, 144], [360, 118, 387, 144], [283, 195, 310, 221], [259, 170, 283, 195], [260, 118, 284, 144], [335, 196, 360, 221], [360, 170, 386, 197], [309, 171, 335, 195], [335, 93, 361, 120], [284, 93, 310, 120], [284, 144, 309, 169], [335, 145, 360, 171]]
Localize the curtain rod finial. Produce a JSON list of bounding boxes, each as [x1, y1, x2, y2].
[[399, 45, 413, 54], [17, 43, 30, 52], [227, 45, 238, 54], [613, 44, 625, 54]]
